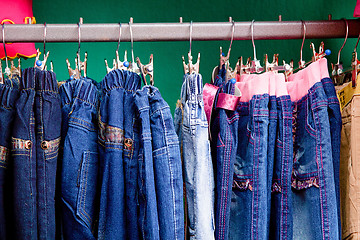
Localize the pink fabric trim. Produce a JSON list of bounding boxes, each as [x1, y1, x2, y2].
[[203, 83, 219, 124], [216, 93, 240, 110]]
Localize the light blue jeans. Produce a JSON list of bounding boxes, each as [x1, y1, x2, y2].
[[174, 73, 215, 240]]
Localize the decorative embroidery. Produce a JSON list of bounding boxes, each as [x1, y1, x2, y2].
[[0, 146, 9, 165], [271, 181, 282, 193], [232, 178, 253, 191], [292, 103, 298, 162], [291, 175, 319, 190], [12, 137, 32, 150], [41, 137, 60, 151], [98, 117, 124, 144]]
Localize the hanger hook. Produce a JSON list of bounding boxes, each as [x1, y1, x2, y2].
[[116, 22, 121, 53], [227, 20, 235, 57], [189, 21, 193, 55], [337, 19, 348, 65], [300, 20, 306, 64], [78, 19, 81, 56], [2, 24, 8, 71], [251, 20, 257, 61], [354, 33, 360, 52], [43, 22, 47, 57], [129, 19, 135, 71]]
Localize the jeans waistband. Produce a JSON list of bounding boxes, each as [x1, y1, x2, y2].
[[35, 69, 58, 92], [21, 67, 36, 89], [180, 73, 204, 104], [0, 84, 19, 108], [101, 69, 141, 93]]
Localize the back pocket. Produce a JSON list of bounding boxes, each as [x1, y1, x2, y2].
[[76, 151, 100, 230]]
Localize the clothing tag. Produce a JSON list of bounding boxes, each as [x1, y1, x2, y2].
[[234, 84, 242, 97]]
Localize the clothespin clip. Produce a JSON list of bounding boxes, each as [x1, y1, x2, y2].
[[0, 61, 3, 84], [34, 48, 49, 70], [182, 51, 200, 74], [264, 54, 279, 72], [136, 54, 154, 86], [66, 58, 80, 80], [311, 42, 326, 62], [50, 61, 54, 72], [10, 58, 21, 78], [77, 51, 87, 78], [284, 59, 294, 81], [352, 50, 360, 87], [117, 50, 130, 70]]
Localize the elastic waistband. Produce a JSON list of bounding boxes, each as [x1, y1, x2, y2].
[[35, 69, 58, 92], [181, 73, 204, 104], [0, 84, 19, 108], [60, 79, 98, 107], [101, 69, 141, 93], [21, 67, 36, 89]]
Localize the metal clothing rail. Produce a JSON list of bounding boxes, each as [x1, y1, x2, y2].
[[1, 20, 360, 43]]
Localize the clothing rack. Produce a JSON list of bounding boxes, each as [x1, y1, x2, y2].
[[1, 19, 360, 43]]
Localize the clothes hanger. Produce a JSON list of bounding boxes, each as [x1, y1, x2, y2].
[[182, 20, 200, 75], [2, 23, 10, 81], [351, 33, 360, 87], [136, 54, 154, 85], [34, 22, 50, 71], [331, 19, 348, 85], [66, 18, 87, 80]]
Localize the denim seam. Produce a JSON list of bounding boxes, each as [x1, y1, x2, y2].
[[160, 109, 179, 240], [73, 97, 97, 108], [68, 120, 95, 132], [35, 89, 59, 94], [221, 123, 231, 240]]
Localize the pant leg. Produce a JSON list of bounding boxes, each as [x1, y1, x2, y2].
[[0, 83, 18, 239], [11, 67, 37, 239], [59, 78, 100, 239]]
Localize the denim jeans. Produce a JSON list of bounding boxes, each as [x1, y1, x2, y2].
[[98, 70, 141, 239], [12, 68, 61, 239], [135, 87, 160, 239], [291, 81, 339, 239], [321, 77, 342, 239], [269, 95, 293, 239], [59, 78, 100, 239], [174, 73, 215, 240], [147, 85, 184, 240], [0, 83, 18, 239]]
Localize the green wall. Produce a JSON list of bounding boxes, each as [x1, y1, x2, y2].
[[18, 0, 358, 111]]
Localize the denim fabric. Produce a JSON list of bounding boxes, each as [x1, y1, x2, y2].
[[0, 83, 18, 239], [4, 74, 20, 89], [321, 77, 342, 239], [210, 66, 239, 240], [135, 87, 160, 240], [229, 94, 270, 240], [11, 68, 38, 239], [175, 73, 215, 240], [59, 78, 100, 239], [147, 85, 184, 240], [291, 82, 339, 239], [98, 70, 141, 239], [34, 69, 61, 240], [269, 95, 293, 239]]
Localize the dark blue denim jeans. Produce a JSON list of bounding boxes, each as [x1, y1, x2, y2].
[[291, 82, 339, 239], [269, 95, 293, 239], [0, 83, 18, 239], [59, 78, 100, 239], [321, 77, 342, 239], [12, 68, 61, 239], [34, 69, 61, 240], [98, 70, 141, 239]]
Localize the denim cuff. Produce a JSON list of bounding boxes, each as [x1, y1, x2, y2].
[[35, 70, 58, 92], [102, 69, 141, 93], [0, 84, 19, 109]]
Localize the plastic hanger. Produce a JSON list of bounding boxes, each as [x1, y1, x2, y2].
[[331, 19, 348, 84], [182, 21, 200, 75]]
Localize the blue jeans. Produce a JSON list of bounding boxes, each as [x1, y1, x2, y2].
[[0, 83, 18, 239], [269, 95, 293, 239], [59, 78, 100, 239], [98, 70, 141, 239], [174, 73, 215, 240], [12, 68, 61, 239], [291, 82, 339, 239], [148, 85, 184, 240], [321, 77, 342, 239]]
